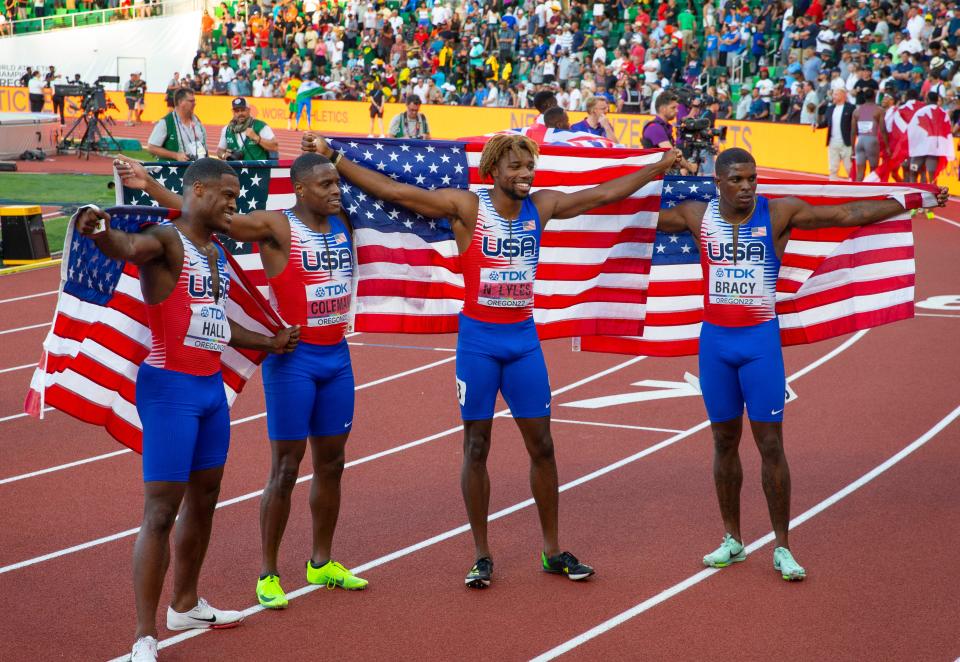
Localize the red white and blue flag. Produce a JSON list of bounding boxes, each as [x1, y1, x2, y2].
[[23, 207, 282, 452], [578, 178, 937, 357]]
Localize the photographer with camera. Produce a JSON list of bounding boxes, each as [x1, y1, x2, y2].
[[216, 97, 278, 161], [642, 92, 699, 174], [147, 89, 208, 162], [124, 72, 147, 127]]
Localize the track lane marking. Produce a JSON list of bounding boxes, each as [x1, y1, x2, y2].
[[0, 322, 50, 335], [120, 333, 868, 659], [531, 403, 960, 661], [0, 363, 35, 374], [551, 419, 683, 434], [0, 407, 53, 424], [1, 357, 644, 574], [0, 290, 57, 305], [916, 313, 960, 319], [933, 214, 960, 229]]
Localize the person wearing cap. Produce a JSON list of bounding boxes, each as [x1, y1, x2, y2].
[[217, 97, 278, 161], [123, 72, 147, 126], [388, 94, 431, 138]]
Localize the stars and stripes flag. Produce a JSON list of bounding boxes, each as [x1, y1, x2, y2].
[[462, 125, 624, 149], [23, 207, 283, 452], [118, 140, 666, 339], [577, 177, 937, 358]]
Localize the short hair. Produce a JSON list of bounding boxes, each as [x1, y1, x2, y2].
[[290, 152, 334, 183], [584, 95, 606, 113], [478, 134, 539, 180], [173, 88, 194, 105], [905, 88, 919, 101], [543, 106, 567, 128], [927, 91, 940, 104], [406, 94, 422, 105], [715, 148, 756, 176], [183, 158, 237, 188], [654, 91, 676, 112], [533, 90, 557, 113]]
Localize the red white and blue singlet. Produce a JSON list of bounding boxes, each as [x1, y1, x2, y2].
[[268, 210, 353, 345], [461, 188, 542, 324], [143, 226, 231, 376], [699, 195, 780, 328]]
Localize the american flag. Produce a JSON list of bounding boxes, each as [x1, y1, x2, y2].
[[462, 126, 623, 149], [578, 177, 937, 357], [23, 207, 282, 452], [118, 141, 666, 339]]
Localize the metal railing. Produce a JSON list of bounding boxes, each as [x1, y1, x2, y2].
[[1, 0, 201, 38]]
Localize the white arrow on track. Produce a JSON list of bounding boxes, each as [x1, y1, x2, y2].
[[561, 379, 700, 409]]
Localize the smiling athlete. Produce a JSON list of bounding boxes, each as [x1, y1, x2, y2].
[[302, 132, 677, 588], [656, 148, 948, 581]]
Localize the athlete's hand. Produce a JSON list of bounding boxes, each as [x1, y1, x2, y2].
[[658, 148, 681, 171], [76, 206, 110, 236], [113, 155, 150, 190], [302, 133, 333, 157], [272, 325, 300, 353], [935, 186, 948, 207]]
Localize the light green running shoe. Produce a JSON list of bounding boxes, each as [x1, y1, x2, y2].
[[773, 547, 806, 581], [306, 560, 369, 590], [702, 533, 747, 568], [256, 574, 289, 609]]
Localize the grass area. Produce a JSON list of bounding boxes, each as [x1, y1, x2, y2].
[[44, 216, 69, 254], [0, 173, 115, 207]]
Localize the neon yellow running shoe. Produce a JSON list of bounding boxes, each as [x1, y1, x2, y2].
[[305, 560, 369, 590], [256, 574, 289, 609]]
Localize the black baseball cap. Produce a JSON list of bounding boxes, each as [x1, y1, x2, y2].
[[232, 97, 248, 109]]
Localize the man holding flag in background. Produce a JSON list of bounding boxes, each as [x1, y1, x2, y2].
[[653, 148, 947, 581], [72, 158, 299, 662], [115, 152, 370, 611], [302, 131, 678, 589]]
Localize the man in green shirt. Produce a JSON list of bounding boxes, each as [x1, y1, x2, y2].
[[216, 97, 279, 161], [677, 6, 696, 44]]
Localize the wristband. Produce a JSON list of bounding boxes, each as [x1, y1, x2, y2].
[[330, 149, 343, 166]]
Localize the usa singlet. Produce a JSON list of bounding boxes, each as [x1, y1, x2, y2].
[[268, 210, 353, 345], [143, 226, 232, 376], [460, 188, 542, 323], [699, 195, 780, 327]]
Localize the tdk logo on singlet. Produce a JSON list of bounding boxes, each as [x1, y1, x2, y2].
[[312, 283, 350, 298], [188, 274, 229, 299], [481, 235, 537, 258], [706, 241, 766, 263], [301, 248, 353, 272]]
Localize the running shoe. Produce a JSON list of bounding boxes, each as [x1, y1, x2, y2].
[[130, 636, 158, 662], [256, 574, 289, 609], [773, 547, 806, 581], [541, 551, 595, 581], [305, 560, 369, 590], [465, 557, 493, 589], [166, 598, 244, 631], [702, 533, 747, 568]]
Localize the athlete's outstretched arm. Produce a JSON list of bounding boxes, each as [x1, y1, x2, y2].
[[76, 207, 170, 265], [781, 186, 948, 230], [534, 149, 678, 220], [302, 134, 474, 223], [114, 156, 282, 243], [656, 201, 699, 233], [228, 320, 300, 353]]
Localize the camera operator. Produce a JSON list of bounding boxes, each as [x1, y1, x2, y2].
[[642, 92, 699, 174], [216, 97, 278, 160], [696, 95, 720, 175], [147, 88, 208, 162], [123, 72, 147, 126]]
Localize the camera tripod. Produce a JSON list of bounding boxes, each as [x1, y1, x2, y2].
[[58, 107, 119, 160]]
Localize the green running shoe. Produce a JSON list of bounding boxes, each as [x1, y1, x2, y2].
[[703, 533, 747, 568], [306, 560, 369, 590], [542, 551, 594, 581], [256, 574, 289, 609], [773, 547, 806, 581]]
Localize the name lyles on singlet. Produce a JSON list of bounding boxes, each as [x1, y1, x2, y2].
[[184, 263, 232, 352], [706, 227, 768, 307], [477, 218, 538, 309]]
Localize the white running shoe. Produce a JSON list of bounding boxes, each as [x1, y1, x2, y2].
[[166, 597, 244, 631], [131, 636, 158, 661]]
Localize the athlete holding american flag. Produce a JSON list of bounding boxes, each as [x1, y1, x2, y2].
[[656, 148, 948, 581]]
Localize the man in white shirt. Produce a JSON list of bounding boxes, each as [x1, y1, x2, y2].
[[27, 70, 45, 112], [799, 80, 819, 125], [815, 22, 836, 56], [756, 67, 775, 104], [592, 39, 607, 66], [567, 84, 583, 112], [412, 77, 430, 103], [820, 88, 854, 180]]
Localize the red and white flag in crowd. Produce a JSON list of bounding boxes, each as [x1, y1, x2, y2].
[[906, 103, 956, 180]]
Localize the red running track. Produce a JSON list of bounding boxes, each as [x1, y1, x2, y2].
[[0, 205, 958, 661]]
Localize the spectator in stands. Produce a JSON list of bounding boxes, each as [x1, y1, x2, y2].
[[368, 78, 385, 138], [818, 87, 855, 180], [124, 72, 147, 127], [147, 88, 207, 162], [388, 94, 431, 139], [800, 80, 819, 126], [0, 11, 10, 38], [747, 87, 771, 120], [570, 95, 616, 139], [216, 97, 277, 161]]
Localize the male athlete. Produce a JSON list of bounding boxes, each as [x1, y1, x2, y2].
[[302, 132, 678, 587], [656, 148, 948, 580], [75, 158, 299, 662], [116, 152, 368, 610]]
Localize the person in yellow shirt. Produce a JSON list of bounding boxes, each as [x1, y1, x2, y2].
[[284, 75, 302, 130], [501, 60, 513, 82], [484, 53, 500, 83], [439, 40, 454, 73]]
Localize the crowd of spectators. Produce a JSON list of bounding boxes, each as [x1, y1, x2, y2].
[[175, 0, 960, 130], [1, 0, 160, 35]]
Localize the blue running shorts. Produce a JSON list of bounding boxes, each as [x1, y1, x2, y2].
[[136, 363, 231, 483], [455, 313, 552, 421], [698, 318, 786, 423], [262, 339, 355, 440]]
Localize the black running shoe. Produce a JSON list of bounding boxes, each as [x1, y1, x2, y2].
[[542, 551, 595, 581], [465, 557, 493, 589]]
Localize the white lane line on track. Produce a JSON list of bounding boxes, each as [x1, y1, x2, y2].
[[348, 341, 456, 352], [0, 363, 35, 374], [0, 407, 53, 424], [916, 313, 960, 319], [933, 214, 960, 229], [551, 419, 683, 434], [0, 356, 456, 484], [122, 333, 869, 660], [4, 357, 644, 579], [0, 322, 50, 335], [531, 403, 960, 662], [0, 290, 57, 305]]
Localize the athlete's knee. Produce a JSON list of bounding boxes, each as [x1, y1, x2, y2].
[[314, 451, 345, 481], [526, 431, 555, 464], [463, 429, 491, 466], [141, 498, 180, 535], [270, 456, 303, 493], [754, 430, 785, 463], [712, 425, 741, 456]]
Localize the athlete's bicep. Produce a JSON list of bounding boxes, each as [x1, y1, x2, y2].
[[227, 210, 284, 243], [387, 183, 473, 221], [656, 206, 689, 233]]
